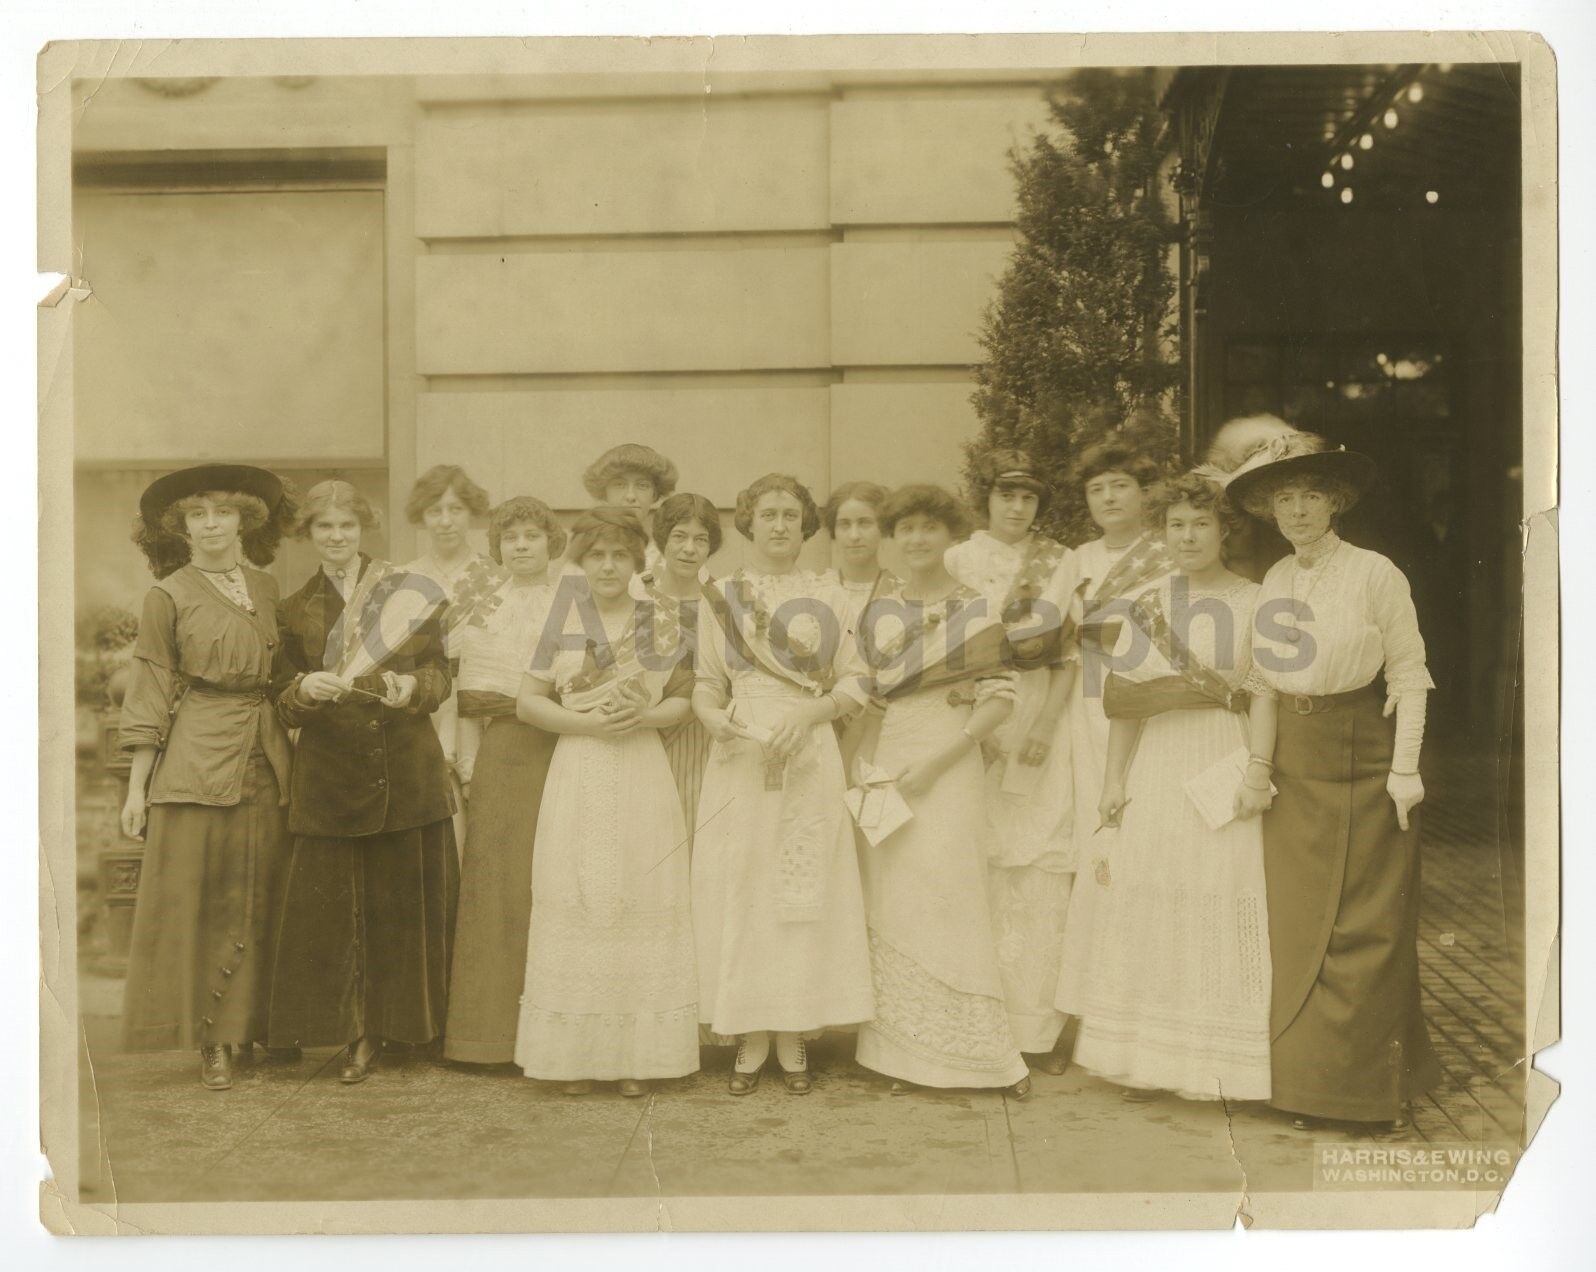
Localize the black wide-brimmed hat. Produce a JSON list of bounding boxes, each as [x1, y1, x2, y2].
[[1222, 428, 1377, 517], [138, 463, 286, 527]]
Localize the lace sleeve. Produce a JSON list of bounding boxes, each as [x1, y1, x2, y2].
[[974, 669, 1019, 705], [1240, 663, 1276, 698]]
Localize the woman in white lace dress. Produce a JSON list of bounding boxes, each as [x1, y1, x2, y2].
[[692, 474, 875, 1095], [1054, 438, 1172, 1027], [944, 450, 1078, 1072], [513, 508, 699, 1098], [852, 485, 1030, 1095], [1058, 473, 1273, 1103]]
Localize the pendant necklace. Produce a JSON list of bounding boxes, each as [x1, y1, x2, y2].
[[1286, 537, 1342, 644]]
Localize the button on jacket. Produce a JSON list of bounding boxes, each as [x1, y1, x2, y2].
[[273, 557, 456, 839]]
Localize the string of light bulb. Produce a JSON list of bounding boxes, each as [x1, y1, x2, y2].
[[1318, 63, 1447, 208]]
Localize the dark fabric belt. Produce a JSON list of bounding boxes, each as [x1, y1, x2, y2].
[[183, 679, 268, 703], [1279, 680, 1381, 716], [1104, 672, 1248, 720]]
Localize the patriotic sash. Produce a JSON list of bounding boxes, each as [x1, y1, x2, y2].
[[699, 569, 836, 696], [999, 535, 1071, 670], [558, 598, 689, 714], [326, 559, 449, 682], [1102, 584, 1249, 716], [439, 555, 512, 643], [842, 581, 1013, 776]]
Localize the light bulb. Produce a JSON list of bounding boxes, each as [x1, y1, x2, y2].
[[1321, 171, 1335, 189], [1426, 190, 1439, 204], [1340, 153, 1355, 171], [1360, 133, 1374, 150], [1407, 83, 1425, 103], [1340, 187, 1354, 204], [1384, 107, 1400, 129]]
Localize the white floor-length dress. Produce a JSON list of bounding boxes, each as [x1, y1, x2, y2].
[[1056, 576, 1273, 1100], [513, 640, 699, 1082], [945, 530, 1078, 1053], [853, 583, 1029, 1089], [691, 568, 875, 1037]]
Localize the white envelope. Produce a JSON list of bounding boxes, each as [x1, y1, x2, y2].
[[845, 761, 915, 847], [1183, 745, 1277, 832]]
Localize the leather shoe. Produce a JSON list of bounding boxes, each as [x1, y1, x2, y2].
[[200, 1044, 233, 1091], [776, 1036, 812, 1094], [780, 1067, 812, 1095], [1007, 1076, 1032, 1101], [339, 1037, 378, 1085], [619, 1079, 650, 1099], [1026, 1050, 1069, 1076], [728, 1067, 762, 1095]]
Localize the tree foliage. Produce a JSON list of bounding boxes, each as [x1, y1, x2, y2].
[[966, 68, 1183, 543]]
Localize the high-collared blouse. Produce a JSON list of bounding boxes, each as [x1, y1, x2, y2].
[[1252, 537, 1435, 698]]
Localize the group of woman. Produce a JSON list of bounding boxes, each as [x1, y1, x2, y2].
[[115, 417, 1439, 1133]]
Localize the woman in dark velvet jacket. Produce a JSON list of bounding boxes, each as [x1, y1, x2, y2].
[[266, 480, 460, 1084]]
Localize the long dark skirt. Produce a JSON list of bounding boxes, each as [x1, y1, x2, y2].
[[443, 718, 555, 1064], [267, 818, 458, 1049], [1263, 687, 1441, 1121], [122, 756, 292, 1052]]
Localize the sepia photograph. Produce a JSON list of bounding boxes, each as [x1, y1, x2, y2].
[[35, 30, 1558, 1234]]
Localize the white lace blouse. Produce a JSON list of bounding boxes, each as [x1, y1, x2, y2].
[[944, 530, 1080, 631], [458, 581, 551, 699], [1252, 538, 1435, 698]]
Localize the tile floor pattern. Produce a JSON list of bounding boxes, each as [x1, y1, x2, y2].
[[76, 756, 1527, 1203]]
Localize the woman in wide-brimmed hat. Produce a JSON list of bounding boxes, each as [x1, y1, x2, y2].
[[117, 463, 297, 1091], [1221, 416, 1439, 1133]]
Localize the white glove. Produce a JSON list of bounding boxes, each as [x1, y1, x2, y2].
[[1384, 689, 1428, 776], [1386, 770, 1425, 832]]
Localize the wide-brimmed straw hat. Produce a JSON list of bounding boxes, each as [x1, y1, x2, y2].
[[138, 463, 286, 527], [1220, 424, 1376, 517]]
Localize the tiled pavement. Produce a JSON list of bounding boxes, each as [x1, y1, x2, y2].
[[73, 754, 1527, 1205]]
